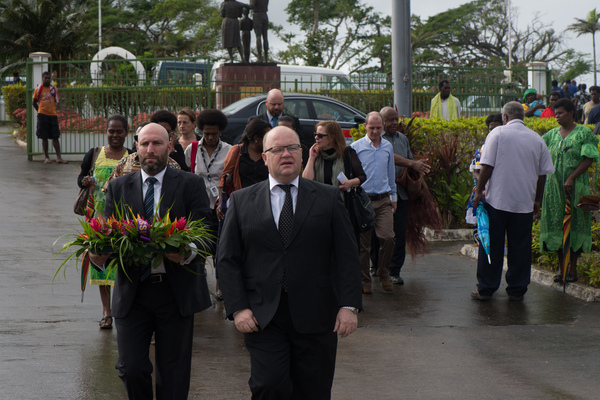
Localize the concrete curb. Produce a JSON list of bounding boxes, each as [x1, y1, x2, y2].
[[461, 244, 600, 302], [425, 227, 473, 241]]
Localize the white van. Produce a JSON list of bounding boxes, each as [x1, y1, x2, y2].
[[210, 62, 358, 91]]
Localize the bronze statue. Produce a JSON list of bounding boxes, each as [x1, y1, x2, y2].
[[221, 0, 248, 63], [240, 7, 253, 64], [250, 0, 269, 63]]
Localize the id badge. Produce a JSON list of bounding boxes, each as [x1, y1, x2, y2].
[[210, 186, 219, 198]]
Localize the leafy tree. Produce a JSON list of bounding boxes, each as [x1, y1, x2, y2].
[[553, 50, 592, 84], [0, 0, 91, 73], [419, 0, 568, 66], [83, 0, 221, 57], [279, 0, 383, 73], [567, 8, 600, 85]]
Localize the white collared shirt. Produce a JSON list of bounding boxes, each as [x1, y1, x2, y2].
[[267, 111, 278, 127], [268, 175, 299, 229], [140, 167, 196, 269], [141, 167, 167, 217]]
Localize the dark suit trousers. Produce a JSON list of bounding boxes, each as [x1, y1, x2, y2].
[[115, 278, 194, 400], [244, 293, 338, 400], [476, 203, 533, 298]]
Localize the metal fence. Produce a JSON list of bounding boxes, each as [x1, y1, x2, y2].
[[22, 56, 550, 158]]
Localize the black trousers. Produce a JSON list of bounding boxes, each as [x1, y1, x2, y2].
[[370, 198, 408, 276], [476, 203, 533, 298], [244, 292, 338, 400], [115, 278, 194, 400]]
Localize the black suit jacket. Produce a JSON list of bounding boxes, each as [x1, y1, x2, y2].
[[104, 167, 213, 318], [219, 177, 362, 334]]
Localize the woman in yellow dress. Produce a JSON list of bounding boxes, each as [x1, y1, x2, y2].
[[77, 115, 131, 329]]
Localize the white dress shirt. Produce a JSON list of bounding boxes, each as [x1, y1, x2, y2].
[[268, 175, 299, 229]]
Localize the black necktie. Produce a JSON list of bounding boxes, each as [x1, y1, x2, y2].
[[144, 177, 157, 222], [278, 184, 294, 292], [278, 184, 294, 244], [141, 177, 157, 282]]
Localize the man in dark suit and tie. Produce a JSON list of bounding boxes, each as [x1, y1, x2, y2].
[[248, 88, 310, 166], [90, 123, 212, 400], [219, 126, 362, 399]]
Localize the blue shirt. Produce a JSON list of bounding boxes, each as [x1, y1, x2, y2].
[[351, 135, 397, 202], [551, 86, 565, 98], [588, 103, 600, 126]]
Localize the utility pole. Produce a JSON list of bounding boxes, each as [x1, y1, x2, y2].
[[99, 0, 102, 51], [392, 0, 411, 117]]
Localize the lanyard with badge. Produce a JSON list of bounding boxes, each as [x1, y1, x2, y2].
[[200, 141, 222, 197]]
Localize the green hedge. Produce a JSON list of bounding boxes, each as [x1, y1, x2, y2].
[[351, 117, 596, 229], [1, 83, 26, 122]]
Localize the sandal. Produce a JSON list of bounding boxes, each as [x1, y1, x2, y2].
[[56, 159, 69, 164], [44, 159, 53, 164], [99, 316, 113, 329], [553, 274, 563, 283]]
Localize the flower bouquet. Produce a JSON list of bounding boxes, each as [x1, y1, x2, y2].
[[54, 205, 214, 283]]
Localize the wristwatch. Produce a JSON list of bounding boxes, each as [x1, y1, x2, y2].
[[341, 306, 359, 315]]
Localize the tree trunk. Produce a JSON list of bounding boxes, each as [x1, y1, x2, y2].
[[312, 1, 320, 35]]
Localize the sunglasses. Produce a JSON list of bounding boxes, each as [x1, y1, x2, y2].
[[314, 133, 328, 138]]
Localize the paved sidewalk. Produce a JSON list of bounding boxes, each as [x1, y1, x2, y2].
[[1, 133, 599, 400]]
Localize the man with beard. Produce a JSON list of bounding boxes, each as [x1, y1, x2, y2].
[[90, 123, 212, 399]]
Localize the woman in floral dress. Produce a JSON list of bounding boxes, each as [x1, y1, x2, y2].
[[78, 115, 131, 328], [540, 99, 599, 283]]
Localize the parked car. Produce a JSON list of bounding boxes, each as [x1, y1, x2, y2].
[[220, 93, 366, 146]]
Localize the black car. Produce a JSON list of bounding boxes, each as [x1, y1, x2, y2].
[[220, 93, 366, 146]]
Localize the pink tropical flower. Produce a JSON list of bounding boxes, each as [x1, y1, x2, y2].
[[175, 217, 188, 231]]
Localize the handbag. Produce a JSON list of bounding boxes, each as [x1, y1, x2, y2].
[[344, 147, 375, 232], [348, 186, 375, 233], [396, 166, 427, 202], [74, 147, 101, 215]]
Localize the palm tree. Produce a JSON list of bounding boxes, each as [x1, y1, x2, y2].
[[568, 8, 600, 85], [0, 0, 91, 74]]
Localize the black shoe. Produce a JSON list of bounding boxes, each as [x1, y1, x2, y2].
[[508, 295, 524, 301], [389, 276, 404, 285], [470, 290, 492, 301]]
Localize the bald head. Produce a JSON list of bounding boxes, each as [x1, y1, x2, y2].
[[266, 89, 284, 118], [380, 107, 399, 135], [137, 123, 170, 175], [262, 126, 302, 184]]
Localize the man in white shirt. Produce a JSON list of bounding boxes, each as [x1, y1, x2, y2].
[[472, 102, 554, 301]]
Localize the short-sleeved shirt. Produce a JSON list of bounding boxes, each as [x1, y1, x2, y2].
[[583, 101, 599, 124], [185, 139, 232, 208], [382, 130, 413, 200], [587, 103, 600, 125], [32, 85, 58, 116], [480, 119, 554, 213]]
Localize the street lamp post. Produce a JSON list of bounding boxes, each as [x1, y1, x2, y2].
[[392, 0, 411, 117]]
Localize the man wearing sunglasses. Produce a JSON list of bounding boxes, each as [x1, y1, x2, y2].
[[219, 126, 362, 399]]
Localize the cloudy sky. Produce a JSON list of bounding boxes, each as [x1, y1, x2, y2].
[[262, 0, 599, 84]]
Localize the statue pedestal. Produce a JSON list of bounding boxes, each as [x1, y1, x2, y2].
[[215, 63, 280, 109]]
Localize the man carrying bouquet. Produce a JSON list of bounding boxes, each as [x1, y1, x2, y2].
[[90, 123, 212, 400]]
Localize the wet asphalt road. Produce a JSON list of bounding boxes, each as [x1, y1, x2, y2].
[[1, 133, 599, 400]]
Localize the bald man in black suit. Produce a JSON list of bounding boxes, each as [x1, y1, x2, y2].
[[219, 126, 362, 399]]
